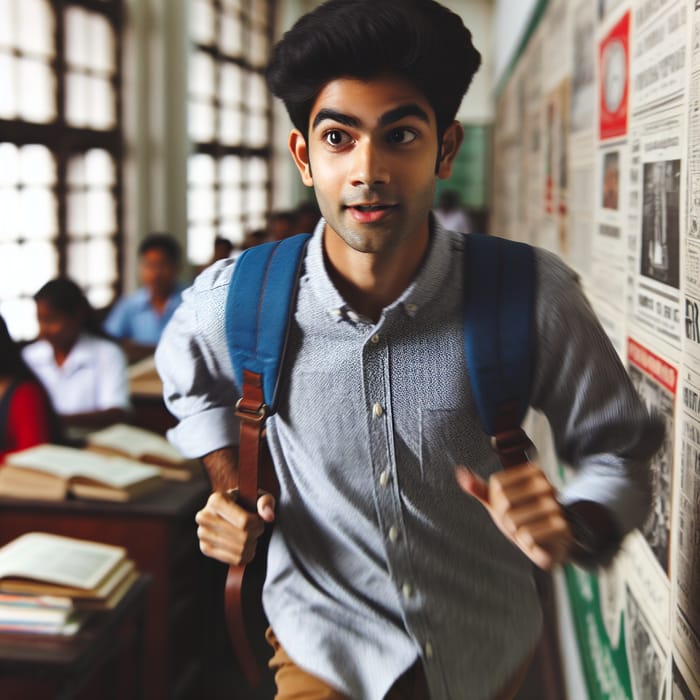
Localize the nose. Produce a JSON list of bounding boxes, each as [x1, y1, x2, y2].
[[350, 138, 389, 187]]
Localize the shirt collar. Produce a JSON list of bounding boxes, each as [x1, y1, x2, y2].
[[304, 216, 458, 324], [31, 334, 95, 373]]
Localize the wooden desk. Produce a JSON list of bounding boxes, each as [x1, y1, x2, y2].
[[0, 477, 215, 700], [0, 574, 150, 700]]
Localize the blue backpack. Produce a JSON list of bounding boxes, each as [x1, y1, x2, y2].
[[223, 231, 535, 688], [226, 232, 535, 486]]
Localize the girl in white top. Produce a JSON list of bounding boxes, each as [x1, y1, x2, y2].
[[22, 278, 130, 435]]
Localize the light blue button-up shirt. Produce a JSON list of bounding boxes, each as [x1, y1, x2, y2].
[[104, 284, 185, 346], [156, 221, 661, 699]]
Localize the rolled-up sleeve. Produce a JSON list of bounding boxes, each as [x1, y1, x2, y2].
[[531, 250, 665, 535], [155, 259, 241, 458]]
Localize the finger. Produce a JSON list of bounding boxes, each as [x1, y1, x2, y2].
[[507, 496, 562, 529], [208, 492, 265, 533], [491, 473, 555, 514], [257, 493, 277, 522], [516, 515, 572, 569], [455, 466, 489, 506]]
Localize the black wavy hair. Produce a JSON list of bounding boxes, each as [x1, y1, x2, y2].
[[34, 277, 107, 339], [138, 232, 182, 264], [266, 0, 482, 140]]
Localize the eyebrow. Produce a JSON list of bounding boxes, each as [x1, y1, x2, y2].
[[311, 103, 431, 131]]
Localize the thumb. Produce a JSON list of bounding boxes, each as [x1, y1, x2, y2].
[[455, 466, 489, 506], [257, 492, 277, 523]]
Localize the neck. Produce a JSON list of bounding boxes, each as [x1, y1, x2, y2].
[[322, 224, 429, 323], [53, 338, 78, 367]]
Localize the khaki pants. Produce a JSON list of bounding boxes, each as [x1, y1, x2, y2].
[[266, 628, 531, 700]]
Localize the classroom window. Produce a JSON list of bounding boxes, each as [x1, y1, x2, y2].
[[187, 0, 274, 265], [0, 0, 123, 340]]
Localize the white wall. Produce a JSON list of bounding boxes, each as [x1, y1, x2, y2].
[[492, 0, 539, 86]]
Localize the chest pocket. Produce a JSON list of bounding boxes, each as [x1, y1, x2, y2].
[[419, 407, 495, 485]]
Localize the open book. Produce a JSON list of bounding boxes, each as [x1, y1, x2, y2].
[[0, 533, 137, 618], [0, 444, 164, 502], [85, 423, 199, 481]]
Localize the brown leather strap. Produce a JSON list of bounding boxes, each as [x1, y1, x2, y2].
[[490, 400, 533, 469], [225, 368, 269, 688], [235, 369, 268, 510]]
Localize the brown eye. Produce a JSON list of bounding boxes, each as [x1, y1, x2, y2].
[[323, 129, 350, 147], [387, 128, 417, 145]]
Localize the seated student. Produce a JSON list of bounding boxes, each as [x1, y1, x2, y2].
[[0, 314, 60, 461], [104, 232, 186, 362], [22, 278, 130, 437]]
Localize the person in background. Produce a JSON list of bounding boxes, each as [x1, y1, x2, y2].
[[23, 278, 129, 438], [0, 314, 59, 461], [104, 232, 185, 362], [433, 188, 474, 234]]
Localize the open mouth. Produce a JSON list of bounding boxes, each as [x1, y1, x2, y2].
[[352, 204, 392, 212], [347, 203, 396, 223]]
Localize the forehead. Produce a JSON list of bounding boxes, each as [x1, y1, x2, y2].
[[309, 76, 436, 127]]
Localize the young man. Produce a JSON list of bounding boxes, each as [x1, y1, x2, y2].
[[156, 2, 663, 698], [105, 232, 185, 362]]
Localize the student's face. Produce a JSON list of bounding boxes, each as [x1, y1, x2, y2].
[[140, 249, 178, 296], [289, 76, 462, 257], [36, 300, 82, 351]]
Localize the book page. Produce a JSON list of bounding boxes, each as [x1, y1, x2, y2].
[[87, 423, 184, 463], [6, 445, 161, 487], [0, 533, 125, 590]]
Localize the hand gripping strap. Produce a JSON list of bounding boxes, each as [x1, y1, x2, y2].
[[226, 233, 311, 411], [464, 235, 535, 438]]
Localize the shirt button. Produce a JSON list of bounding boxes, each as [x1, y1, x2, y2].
[[425, 641, 434, 659], [388, 525, 399, 543], [373, 403, 384, 417], [371, 333, 380, 344], [402, 582, 412, 600], [379, 470, 389, 487], [405, 303, 417, 314]]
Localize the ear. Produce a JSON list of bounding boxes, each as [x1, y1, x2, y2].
[[437, 121, 464, 180], [289, 129, 314, 187]]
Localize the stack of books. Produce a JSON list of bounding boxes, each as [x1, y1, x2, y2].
[[0, 532, 137, 636], [85, 423, 200, 481], [0, 444, 165, 502]]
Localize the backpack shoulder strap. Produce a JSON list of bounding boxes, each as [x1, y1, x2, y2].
[[463, 234, 535, 464], [225, 233, 311, 413]]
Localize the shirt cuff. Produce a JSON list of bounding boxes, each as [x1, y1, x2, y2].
[[166, 406, 240, 458], [558, 460, 651, 536]]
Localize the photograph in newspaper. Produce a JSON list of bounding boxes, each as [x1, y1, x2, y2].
[[602, 150, 621, 210], [628, 339, 676, 574], [640, 159, 681, 288], [600, 11, 630, 141], [673, 368, 700, 690], [632, 110, 684, 344], [625, 585, 668, 700]]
